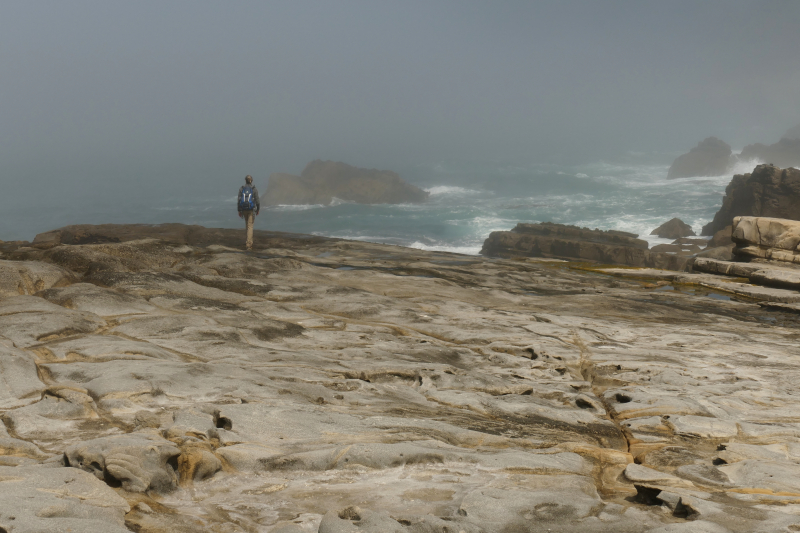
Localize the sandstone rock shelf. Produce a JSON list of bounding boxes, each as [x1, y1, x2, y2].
[[481, 222, 693, 271], [1, 223, 800, 532]]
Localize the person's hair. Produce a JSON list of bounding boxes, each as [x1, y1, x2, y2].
[[245, 175, 253, 184]]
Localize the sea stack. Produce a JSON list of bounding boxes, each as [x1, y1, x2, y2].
[[263, 160, 429, 206], [667, 137, 735, 179]]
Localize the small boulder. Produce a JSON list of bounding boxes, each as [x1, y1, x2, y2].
[[650, 218, 696, 239]]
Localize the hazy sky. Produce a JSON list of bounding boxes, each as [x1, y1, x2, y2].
[[2, 0, 799, 199]]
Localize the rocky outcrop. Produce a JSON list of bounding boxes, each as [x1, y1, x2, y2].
[[694, 217, 800, 292], [739, 138, 800, 169], [667, 137, 735, 179], [263, 160, 429, 206], [707, 225, 733, 248], [701, 164, 800, 235], [2, 223, 800, 531], [481, 222, 690, 270], [730, 216, 800, 264], [650, 218, 695, 239]]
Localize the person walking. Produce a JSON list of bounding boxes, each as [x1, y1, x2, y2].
[[237, 175, 260, 250]]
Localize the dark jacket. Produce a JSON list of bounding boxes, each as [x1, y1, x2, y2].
[[238, 185, 260, 213]]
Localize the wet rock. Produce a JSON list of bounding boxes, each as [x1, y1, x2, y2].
[[707, 225, 733, 248], [651, 218, 696, 239], [177, 445, 222, 485]]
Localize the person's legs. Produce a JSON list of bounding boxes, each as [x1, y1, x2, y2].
[[245, 211, 255, 250]]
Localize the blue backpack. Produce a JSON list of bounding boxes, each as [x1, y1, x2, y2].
[[238, 186, 255, 211]]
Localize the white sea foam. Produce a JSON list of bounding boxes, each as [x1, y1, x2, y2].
[[268, 203, 328, 211], [329, 197, 354, 206], [729, 157, 763, 176], [425, 185, 484, 196]]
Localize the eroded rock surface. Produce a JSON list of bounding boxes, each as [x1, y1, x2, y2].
[[0, 223, 799, 532]]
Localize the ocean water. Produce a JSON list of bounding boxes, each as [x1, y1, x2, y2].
[[1, 158, 762, 253]]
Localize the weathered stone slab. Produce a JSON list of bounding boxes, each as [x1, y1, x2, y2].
[[65, 432, 181, 492], [692, 258, 763, 277], [39, 282, 157, 316], [45, 334, 181, 362], [3, 224, 800, 531], [0, 296, 105, 347], [0, 465, 131, 533], [673, 274, 800, 303], [3, 389, 97, 442], [0, 338, 44, 408], [0, 259, 75, 298]]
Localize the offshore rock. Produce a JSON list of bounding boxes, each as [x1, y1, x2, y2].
[[739, 137, 800, 169], [701, 164, 800, 235], [264, 160, 429, 206], [650, 218, 695, 239], [481, 222, 690, 270], [667, 137, 735, 179]]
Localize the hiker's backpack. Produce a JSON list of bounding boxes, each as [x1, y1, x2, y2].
[[238, 186, 255, 211]]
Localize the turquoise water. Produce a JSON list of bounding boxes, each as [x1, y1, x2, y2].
[[1, 159, 760, 252]]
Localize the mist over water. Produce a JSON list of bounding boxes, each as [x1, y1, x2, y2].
[[2, 2, 798, 247], [1, 157, 764, 254]]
